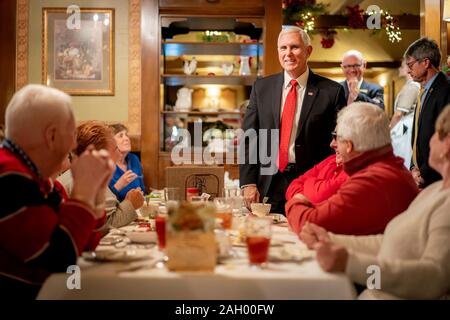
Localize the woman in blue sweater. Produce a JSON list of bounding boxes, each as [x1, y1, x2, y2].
[[108, 124, 145, 201]]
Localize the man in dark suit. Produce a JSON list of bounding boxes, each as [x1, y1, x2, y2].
[[239, 26, 346, 214], [404, 37, 450, 187], [340, 50, 385, 109]]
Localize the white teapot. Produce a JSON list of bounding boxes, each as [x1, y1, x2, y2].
[[175, 87, 193, 111]]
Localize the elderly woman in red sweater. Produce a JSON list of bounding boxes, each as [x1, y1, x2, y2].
[[286, 102, 419, 235], [285, 133, 349, 204]]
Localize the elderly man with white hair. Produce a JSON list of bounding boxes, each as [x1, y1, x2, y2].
[[286, 102, 419, 235], [340, 50, 385, 109], [0, 84, 114, 299]]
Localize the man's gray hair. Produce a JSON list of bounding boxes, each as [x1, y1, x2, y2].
[[337, 102, 391, 152], [278, 26, 311, 47], [404, 37, 441, 69], [5, 84, 73, 140], [342, 50, 365, 63]]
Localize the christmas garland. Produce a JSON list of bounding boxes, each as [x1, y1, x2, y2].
[[282, 1, 402, 49]]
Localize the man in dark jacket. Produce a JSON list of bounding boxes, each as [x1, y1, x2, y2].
[[239, 26, 346, 214], [404, 37, 450, 187]]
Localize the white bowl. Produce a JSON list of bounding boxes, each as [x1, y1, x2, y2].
[[250, 203, 271, 217]]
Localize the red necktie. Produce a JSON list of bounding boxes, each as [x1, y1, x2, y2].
[[278, 79, 298, 172]]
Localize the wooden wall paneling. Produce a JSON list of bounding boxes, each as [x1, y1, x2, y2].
[[159, 0, 264, 16], [0, 0, 17, 125], [263, 0, 282, 76], [421, 0, 447, 64], [141, 0, 160, 189]]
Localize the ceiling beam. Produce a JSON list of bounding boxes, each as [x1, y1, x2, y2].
[[284, 14, 420, 30]]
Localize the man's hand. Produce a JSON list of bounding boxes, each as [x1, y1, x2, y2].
[[411, 166, 424, 187], [114, 170, 138, 191], [292, 193, 312, 206], [71, 147, 115, 218], [242, 185, 260, 209], [125, 187, 145, 209], [347, 79, 359, 104], [299, 222, 330, 249], [314, 241, 348, 273]]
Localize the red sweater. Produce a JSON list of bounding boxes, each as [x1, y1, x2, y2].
[[286, 146, 419, 235], [0, 147, 104, 298], [285, 154, 348, 204]]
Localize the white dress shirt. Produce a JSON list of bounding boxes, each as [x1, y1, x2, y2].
[[281, 67, 309, 164]]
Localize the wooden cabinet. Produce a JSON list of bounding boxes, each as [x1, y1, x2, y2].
[[160, 17, 263, 153], [141, 0, 282, 189], [159, 0, 264, 15]]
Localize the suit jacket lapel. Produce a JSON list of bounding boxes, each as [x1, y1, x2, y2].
[[272, 73, 284, 129], [296, 70, 319, 139]]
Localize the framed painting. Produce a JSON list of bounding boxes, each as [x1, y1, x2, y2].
[[42, 8, 114, 95]]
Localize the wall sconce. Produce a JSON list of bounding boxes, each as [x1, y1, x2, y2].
[[444, 0, 450, 22]]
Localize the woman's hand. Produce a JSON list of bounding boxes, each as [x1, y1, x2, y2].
[[114, 170, 138, 191], [314, 241, 348, 273], [125, 187, 144, 209], [299, 222, 330, 249]]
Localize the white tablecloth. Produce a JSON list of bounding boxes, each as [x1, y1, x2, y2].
[[37, 224, 356, 300]]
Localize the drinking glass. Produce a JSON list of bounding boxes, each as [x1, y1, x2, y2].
[[223, 187, 244, 216], [155, 212, 167, 250], [223, 187, 241, 198], [213, 197, 233, 230], [245, 217, 271, 268], [164, 187, 180, 202]]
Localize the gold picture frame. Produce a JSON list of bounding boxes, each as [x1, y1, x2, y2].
[[42, 8, 115, 95]]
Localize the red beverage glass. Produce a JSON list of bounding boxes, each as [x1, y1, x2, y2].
[[246, 236, 270, 264], [245, 217, 271, 268], [155, 215, 166, 250]]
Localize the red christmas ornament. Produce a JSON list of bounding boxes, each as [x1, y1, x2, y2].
[[320, 30, 337, 49], [320, 37, 334, 49], [346, 5, 365, 29], [295, 20, 305, 28]]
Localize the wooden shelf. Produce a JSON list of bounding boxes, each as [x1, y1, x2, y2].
[[162, 74, 257, 85], [162, 41, 262, 56], [161, 111, 243, 116]]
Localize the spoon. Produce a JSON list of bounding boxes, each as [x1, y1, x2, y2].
[[262, 197, 269, 204]]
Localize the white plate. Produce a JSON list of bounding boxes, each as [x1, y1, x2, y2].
[[126, 231, 157, 244], [269, 247, 315, 262], [82, 249, 152, 262]]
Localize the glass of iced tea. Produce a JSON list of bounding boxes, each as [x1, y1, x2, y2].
[[213, 197, 233, 230], [245, 217, 271, 268], [155, 212, 167, 250]]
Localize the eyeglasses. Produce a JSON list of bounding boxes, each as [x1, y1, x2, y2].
[[406, 58, 426, 70], [341, 64, 362, 69]]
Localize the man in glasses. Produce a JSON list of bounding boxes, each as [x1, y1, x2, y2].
[[404, 37, 450, 188], [340, 50, 385, 109]]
